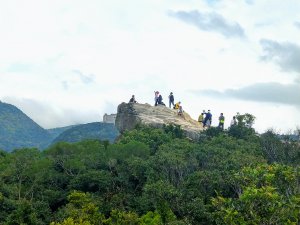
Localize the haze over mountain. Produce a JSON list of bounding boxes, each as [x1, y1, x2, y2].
[[51, 122, 119, 145], [0, 101, 119, 151]]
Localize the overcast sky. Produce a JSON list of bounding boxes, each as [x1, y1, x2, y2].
[[0, 0, 299, 133]]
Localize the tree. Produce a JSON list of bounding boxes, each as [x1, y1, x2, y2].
[[212, 164, 300, 225], [221, 113, 257, 140]]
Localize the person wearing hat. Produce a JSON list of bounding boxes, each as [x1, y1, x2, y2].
[[168, 92, 175, 108]]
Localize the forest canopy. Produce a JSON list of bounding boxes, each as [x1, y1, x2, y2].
[[0, 122, 299, 225]]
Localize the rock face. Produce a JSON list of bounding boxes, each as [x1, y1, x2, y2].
[[115, 102, 203, 140]]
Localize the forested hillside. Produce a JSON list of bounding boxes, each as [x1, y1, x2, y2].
[[0, 122, 299, 224], [0, 102, 52, 151], [47, 125, 77, 140], [51, 122, 119, 145], [0, 101, 119, 151]]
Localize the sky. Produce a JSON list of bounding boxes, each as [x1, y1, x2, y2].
[[0, 0, 299, 134]]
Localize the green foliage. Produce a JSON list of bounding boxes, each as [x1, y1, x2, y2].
[[118, 125, 173, 153], [260, 129, 300, 165], [52, 122, 119, 145], [227, 113, 257, 140], [5, 200, 38, 224], [0, 102, 52, 151], [212, 164, 300, 225], [236, 113, 256, 128], [140, 211, 163, 225], [163, 124, 184, 139], [203, 126, 224, 138], [0, 122, 299, 224]]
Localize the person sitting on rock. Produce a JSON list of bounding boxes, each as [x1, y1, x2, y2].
[[156, 94, 165, 106], [129, 95, 137, 103], [174, 101, 181, 110], [178, 105, 183, 116]]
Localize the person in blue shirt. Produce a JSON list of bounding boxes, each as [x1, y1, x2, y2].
[[168, 92, 175, 108], [203, 110, 212, 128]]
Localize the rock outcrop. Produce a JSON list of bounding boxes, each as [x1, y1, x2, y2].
[[115, 102, 203, 140]]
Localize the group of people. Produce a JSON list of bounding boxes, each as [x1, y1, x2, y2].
[[198, 110, 213, 128], [130, 91, 183, 116], [129, 92, 238, 129], [154, 91, 183, 116], [198, 111, 237, 130]]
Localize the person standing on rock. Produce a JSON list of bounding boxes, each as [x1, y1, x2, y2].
[[168, 92, 175, 108], [198, 112, 204, 126], [203, 110, 212, 128], [154, 91, 159, 106], [218, 113, 225, 130]]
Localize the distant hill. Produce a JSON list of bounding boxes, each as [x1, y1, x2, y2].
[[0, 101, 52, 151], [47, 125, 77, 140], [51, 122, 119, 144]]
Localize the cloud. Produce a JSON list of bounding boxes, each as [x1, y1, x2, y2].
[[2, 97, 100, 128], [294, 21, 300, 30], [245, 0, 254, 5], [168, 10, 245, 38], [204, 0, 221, 6], [6, 63, 33, 73], [198, 82, 300, 107], [260, 39, 300, 73], [72, 70, 95, 84], [60, 70, 96, 90], [62, 81, 69, 90]]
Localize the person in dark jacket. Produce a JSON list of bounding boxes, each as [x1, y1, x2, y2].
[[129, 95, 137, 103], [168, 92, 174, 108], [156, 94, 165, 106], [203, 110, 212, 128]]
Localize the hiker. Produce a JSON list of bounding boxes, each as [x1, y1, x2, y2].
[[198, 112, 204, 126], [174, 101, 181, 110], [230, 116, 237, 127], [168, 92, 175, 108], [178, 105, 183, 116], [129, 95, 137, 103], [156, 95, 165, 106], [218, 113, 225, 130], [203, 110, 212, 128], [154, 91, 159, 106]]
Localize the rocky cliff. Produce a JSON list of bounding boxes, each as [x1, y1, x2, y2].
[[115, 102, 203, 140]]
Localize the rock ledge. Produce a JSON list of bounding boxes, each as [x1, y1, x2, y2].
[[115, 102, 203, 140]]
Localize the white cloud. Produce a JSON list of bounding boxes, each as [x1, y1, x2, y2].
[[0, 0, 299, 133]]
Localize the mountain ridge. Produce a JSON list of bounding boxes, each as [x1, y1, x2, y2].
[[0, 101, 119, 151], [0, 101, 51, 151]]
